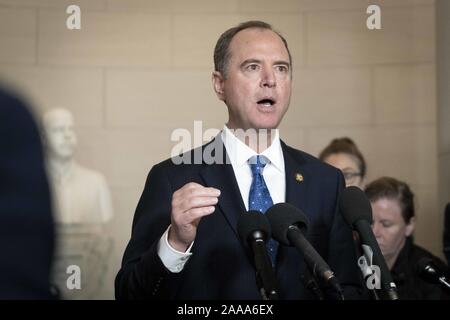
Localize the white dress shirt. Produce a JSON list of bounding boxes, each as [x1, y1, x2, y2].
[[221, 125, 286, 210], [157, 125, 286, 272]]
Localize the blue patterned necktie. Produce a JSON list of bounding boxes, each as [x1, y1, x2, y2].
[[248, 155, 278, 266]]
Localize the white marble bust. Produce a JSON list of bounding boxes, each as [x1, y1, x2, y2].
[[43, 108, 113, 225], [43, 108, 114, 299]]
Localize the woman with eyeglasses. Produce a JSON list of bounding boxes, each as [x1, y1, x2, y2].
[[319, 137, 374, 299], [319, 137, 366, 189]]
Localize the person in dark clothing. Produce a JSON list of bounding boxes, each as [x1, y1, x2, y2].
[[444, 203, 450, 265], [390, 236, 449, 299], [115, 21, 364, 300], [365, 176, 449, 299], [0, 87, 55, 299], [319, 137, 372, 298]]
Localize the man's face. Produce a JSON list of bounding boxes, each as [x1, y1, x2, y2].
[[44, 110, 77, 160], [213, 28, 292, 131]]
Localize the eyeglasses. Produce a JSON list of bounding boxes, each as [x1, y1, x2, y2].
[[342, 170, 362, 185]]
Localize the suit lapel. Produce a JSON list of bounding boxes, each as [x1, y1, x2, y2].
[[199, 135, 246, 236], [277, 141, 310, 281], [281, 141, 309, 213], [198, 138, 311, 246]]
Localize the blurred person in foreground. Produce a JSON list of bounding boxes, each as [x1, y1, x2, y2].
[[0, 87, 55, 299]]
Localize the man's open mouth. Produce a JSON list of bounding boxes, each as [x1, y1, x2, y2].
[[257, 98, 275, 107]]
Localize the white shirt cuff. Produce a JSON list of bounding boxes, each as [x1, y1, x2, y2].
[[157, 225, 193, 273]]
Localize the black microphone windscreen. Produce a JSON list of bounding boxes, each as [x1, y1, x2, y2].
[[237, 211, 271, 247], [339, 186, 373, 227], [265, 203, 309, 246]]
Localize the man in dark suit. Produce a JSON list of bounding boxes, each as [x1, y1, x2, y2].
[[0, 88, 55, 299], [115, 21, 363, 299]]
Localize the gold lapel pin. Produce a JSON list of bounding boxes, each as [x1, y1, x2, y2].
[[295, 173, 303, 182]]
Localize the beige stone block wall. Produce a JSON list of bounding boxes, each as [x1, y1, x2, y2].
[[374, 64, 436, 125], [172, 15, 241, 68], [107, 0, 239, 13], [0, 8, 36, 63], [38, 11, 171, 66], [0, 0, 107, 10], [0, 65, 104, 126], [285, 67, 372, 128], [0, 0, 441, 299], [308, 6, 434, 66], [105, 69, 227, 128]]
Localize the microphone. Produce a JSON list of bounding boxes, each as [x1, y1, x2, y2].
[[339, 186, 399, 300], [416, 257, 450, 293], [237, 211, 279, 300], [265, 203, 344, 299]]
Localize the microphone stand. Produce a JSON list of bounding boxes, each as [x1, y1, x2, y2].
[[251, 237, 279, 300], [301, 266, 324, 300], [437, 277, 450, 293]]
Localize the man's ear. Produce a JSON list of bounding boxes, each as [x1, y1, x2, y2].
[[212, 71, 225, 101], [405, 216, 415, 237]]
